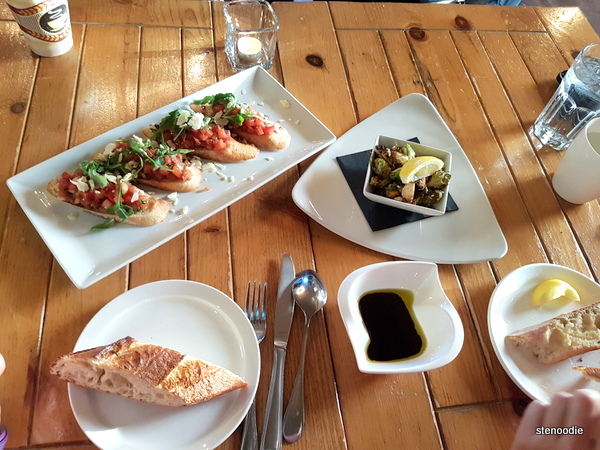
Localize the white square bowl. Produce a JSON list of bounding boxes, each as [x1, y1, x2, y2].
[[363, 135, 452, 216]]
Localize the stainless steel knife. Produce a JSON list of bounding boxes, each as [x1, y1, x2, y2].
[[260, 253, 296, 450]]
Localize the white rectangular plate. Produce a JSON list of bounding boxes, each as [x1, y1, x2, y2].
[[292, 93, 507, 264], [7, 67, 336, 289]]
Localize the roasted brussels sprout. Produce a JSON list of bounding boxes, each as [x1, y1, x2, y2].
[[428, 170, 451, 189], [372, 157, 391, 177]]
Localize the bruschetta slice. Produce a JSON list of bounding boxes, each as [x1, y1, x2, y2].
[[47, 164, 170, 229], [147, 107, 259, 163], [190, 93, 291, 151], [93, 136, 202, 193]]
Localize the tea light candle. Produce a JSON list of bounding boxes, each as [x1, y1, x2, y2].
[[237, 36, 262, 63]]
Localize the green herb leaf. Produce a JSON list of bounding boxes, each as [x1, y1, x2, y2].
[[91, 218, 116, 231]]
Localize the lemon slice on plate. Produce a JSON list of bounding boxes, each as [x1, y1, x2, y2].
[[532, 279, 580, 307], [400, 156, 444, 184]]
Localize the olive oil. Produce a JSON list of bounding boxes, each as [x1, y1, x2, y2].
[[358, 289, 426, 362]]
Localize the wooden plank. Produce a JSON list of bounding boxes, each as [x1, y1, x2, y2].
[[484, 32, 600, 279], [31, 24, 141, 445], [0, 23, 83, 448], [535, 7, 600, 56], [69, 0, 211, 28], [330, 2, 545, 32], [337, 30, 398, 121], [426, 264, 497, 406], [457, 263, 525, 399], [438, 401, 521, 449], [0, 21, 37, 247], [454, 30, 590, 275], [274, 2, 355, 138]]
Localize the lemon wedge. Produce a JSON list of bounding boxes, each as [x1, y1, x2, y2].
[[532, 279, 580, 307], [399, 156, 445, 184]]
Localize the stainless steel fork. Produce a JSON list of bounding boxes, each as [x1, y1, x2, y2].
[[241, 281, 267, 450]]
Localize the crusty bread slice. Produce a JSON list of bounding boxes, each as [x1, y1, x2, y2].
[[136, 164, 202, 193], [506, 301, 600, 364], [231, 125, 291, 151], [50, 336, 248, 407], [190, 140, 259, 163], [189, 101, 290, 151], [142, 125, 259, 163], [573, 366, 600, 380], [90, 148, 203, 193], [47, 178, 170, 227]]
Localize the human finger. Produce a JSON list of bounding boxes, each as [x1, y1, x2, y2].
[[543, 392, 571, 429], [512, 400, 547, 450]]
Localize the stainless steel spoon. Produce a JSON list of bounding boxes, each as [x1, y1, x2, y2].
[[282, 269, 327, 443]]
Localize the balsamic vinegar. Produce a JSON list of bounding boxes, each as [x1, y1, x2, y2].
[[358, 289, 426, 362]]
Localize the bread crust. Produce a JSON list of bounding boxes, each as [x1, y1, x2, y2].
[[137, 164, 202, 193], [231, 125, 291, 151], [573, 366, 600, 381], [50, 336, 248, 406], [506, 301, 600, 364], [190, 139, 259, 163], [47, 178, 170, 227]]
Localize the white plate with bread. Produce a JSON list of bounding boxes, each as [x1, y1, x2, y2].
[[67, 280, 259, 450], [488, 263, 600, 402]]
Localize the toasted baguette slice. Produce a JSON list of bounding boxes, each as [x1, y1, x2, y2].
[[231, 125, 291, 151], [573, 366, 600, 381], [506, 301, 600, 364], [47, 178, 170, 227], [91, 142, 203, 193], [50, 336, 248, 407], [135, 166, 201, 193], [190, 101, 291, 151], [142, 125, 259, 163], [190, 140, 259, 163]]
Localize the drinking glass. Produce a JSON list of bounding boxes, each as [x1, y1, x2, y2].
[[223, 0, 279, 73], [533, 43, 600, 151]]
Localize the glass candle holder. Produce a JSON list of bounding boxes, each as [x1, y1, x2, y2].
[[223, 0, 279, 73]]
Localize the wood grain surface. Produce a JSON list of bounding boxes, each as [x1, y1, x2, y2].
[[0, 1, 598, 449]]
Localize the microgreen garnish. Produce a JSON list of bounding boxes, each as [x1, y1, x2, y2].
[[79, 160, 108, 188], [193, 93, 260, 126], [152, 108, 211, 145], [90, 182, 134, 232]]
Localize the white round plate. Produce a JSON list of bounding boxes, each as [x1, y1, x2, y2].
[[338, 261, 464, 374], [488, 263, 600, 402], [68, 280, 260, 450]]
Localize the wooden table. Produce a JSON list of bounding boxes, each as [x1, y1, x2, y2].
[[1, 1, 599, 449]]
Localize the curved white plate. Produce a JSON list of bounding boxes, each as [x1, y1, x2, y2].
[[69, 280, 260, 450], [338, 261, 464, 374], [488, 263, 600, 402], [7, 67, 335, 289], [292, 93, 507, 264]]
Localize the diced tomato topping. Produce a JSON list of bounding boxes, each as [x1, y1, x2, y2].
[[176, 124, 232, 152], [57, 169, 149, 213], [118, 145, 188, 182], [239, 114, 276, 136]]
